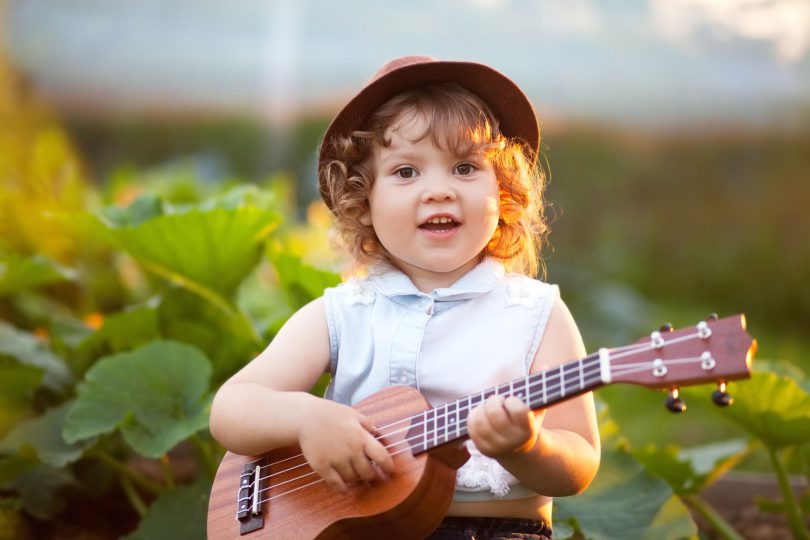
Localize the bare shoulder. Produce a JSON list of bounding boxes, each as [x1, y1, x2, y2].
[[225, 296, 331, 391], [530, 295, 587, 373]]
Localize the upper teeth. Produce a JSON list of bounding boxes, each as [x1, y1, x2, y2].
[[427, 217, 453, 224]]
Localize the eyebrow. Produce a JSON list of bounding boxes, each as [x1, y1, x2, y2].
[[376, 150, 422, 167]]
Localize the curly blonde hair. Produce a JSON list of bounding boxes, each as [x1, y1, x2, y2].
[[319, 83, 548, 278]]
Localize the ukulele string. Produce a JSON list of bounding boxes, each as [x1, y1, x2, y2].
[[243, 332, 704, 491], [243, 329, 703, 473], [243, 363, 607, 502], [241, 338, 657, 470], [242, 360, 603, 485], [240, 331, 706, 506], [248, 368, 612, 510]]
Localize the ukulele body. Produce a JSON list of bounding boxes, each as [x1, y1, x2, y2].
[[207, 385, 470, 540]]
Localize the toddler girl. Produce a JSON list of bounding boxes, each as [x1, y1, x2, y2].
[[210, 56, 600, 540]]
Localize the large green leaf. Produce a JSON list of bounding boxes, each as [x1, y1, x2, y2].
[[63, 341, 212, 458], [84, 205, 280, 306], [158, 287, 260, 384], [0, 402, 92, 468], [268, 249, 341, 310], [123, 479, 210, 540], [0, 253, 75, 296], [554, 445, 697, 540], [599, 383, 742, 449], [631, 439, 750, 496], [685, 370, 810, 449], [0, 322, 71, 393]]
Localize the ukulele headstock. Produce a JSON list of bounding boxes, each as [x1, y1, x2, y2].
[[605, 314, 756, 412]]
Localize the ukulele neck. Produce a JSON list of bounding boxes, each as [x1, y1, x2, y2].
[[408, 353, 604, 454]]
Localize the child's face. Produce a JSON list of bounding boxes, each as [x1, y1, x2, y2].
[[366, 111, 500, 288]]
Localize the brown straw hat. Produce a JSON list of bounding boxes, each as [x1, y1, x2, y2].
[[318, 55, 539, 209]]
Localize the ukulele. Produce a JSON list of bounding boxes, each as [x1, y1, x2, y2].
[[207, 314, 756, 540]]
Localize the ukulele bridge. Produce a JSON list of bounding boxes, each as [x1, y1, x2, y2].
[[237, 458, 265, 535]]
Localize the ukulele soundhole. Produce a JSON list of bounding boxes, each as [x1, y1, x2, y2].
[[237, 458, 265, 535]]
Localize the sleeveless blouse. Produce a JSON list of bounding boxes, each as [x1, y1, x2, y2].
[[323, 259, 558, 500]]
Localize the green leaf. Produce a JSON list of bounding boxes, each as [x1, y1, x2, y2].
[[599, 383, 742, 449], [0, 358, 43, 437], [0, 451, 39, 486], [554, 445, 697, 540], [268, 249, 341, 309], [123, 479, 210, 540], [158, 287, 260, 384], [632, 439, 749, 495], [684, 370, 810, 449], [0, 253, 75, 296], [83, 204, 280, 305], [70, 303, 161, 376], [0, 402, 93, 468], [64, 341, 212, 458], [100, 193, 165, 227], [8, 463, 73, 520], [0, 322, 71, 393]]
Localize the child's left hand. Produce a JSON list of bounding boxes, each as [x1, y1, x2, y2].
[[467, 395, 545, 457]]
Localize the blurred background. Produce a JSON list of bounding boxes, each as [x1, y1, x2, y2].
[[0, 0, 810, 538], [5, 0, 807, 360], [1, 0, 809, 537]]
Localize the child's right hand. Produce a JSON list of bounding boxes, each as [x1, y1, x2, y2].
[[297, 398, 394, 493]]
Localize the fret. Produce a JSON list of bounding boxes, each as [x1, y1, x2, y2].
[[446, 401, 458, 440], [522, 374, 530, 405], [579, 358, 585, 390], [435, 406, 445, 446], [422, 410, 428, 451], [542, 369, 547, 404]]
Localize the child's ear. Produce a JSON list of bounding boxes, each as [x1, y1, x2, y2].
[[360, 213, 372, 226]]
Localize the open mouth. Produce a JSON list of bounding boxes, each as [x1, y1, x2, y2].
[[419, 216, 460, 233]]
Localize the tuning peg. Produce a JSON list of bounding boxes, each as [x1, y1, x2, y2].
[[665, 388, 686, 413], [707, 313, 718, 322], [659, 323, 674, 333], [711, 381, 733, 407]]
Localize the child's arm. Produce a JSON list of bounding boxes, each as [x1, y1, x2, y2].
[[467, 296, 601, 496], [209, 297, 393, 492]]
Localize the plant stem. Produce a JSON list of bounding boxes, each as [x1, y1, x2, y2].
[[120, 474, 148, 518], [93, 451, 164, 496], [191, 433, 218, 479], [767, 445, 810, 540], [682, 494, 744, 540], [160, 454, 175, 489]]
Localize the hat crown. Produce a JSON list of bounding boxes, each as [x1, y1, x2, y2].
[[371, 56, 437, 82]]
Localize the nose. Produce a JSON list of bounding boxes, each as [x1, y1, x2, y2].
[[420, 174, 457, 203]]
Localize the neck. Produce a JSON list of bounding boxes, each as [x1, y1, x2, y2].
[[405, 353, 604, 454]]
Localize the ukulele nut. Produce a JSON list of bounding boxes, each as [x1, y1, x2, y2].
[[697, 321, 712, 339], [650, 331, 665, 349], [701, 352, 716, 371], [652, 358, 667, 377]]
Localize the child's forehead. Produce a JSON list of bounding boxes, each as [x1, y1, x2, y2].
[[378, 106, 490, 155]]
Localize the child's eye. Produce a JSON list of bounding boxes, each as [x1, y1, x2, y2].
[[454, 162, 476, 175], [395, 167, 417, 179]]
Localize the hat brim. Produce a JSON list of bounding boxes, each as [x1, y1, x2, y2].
[[318, 60, 539, 208]]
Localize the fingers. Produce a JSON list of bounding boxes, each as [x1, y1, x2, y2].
[[468, 395, 538, 456], [317, 415, 393, 492], [359, 414, 394, 475]]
